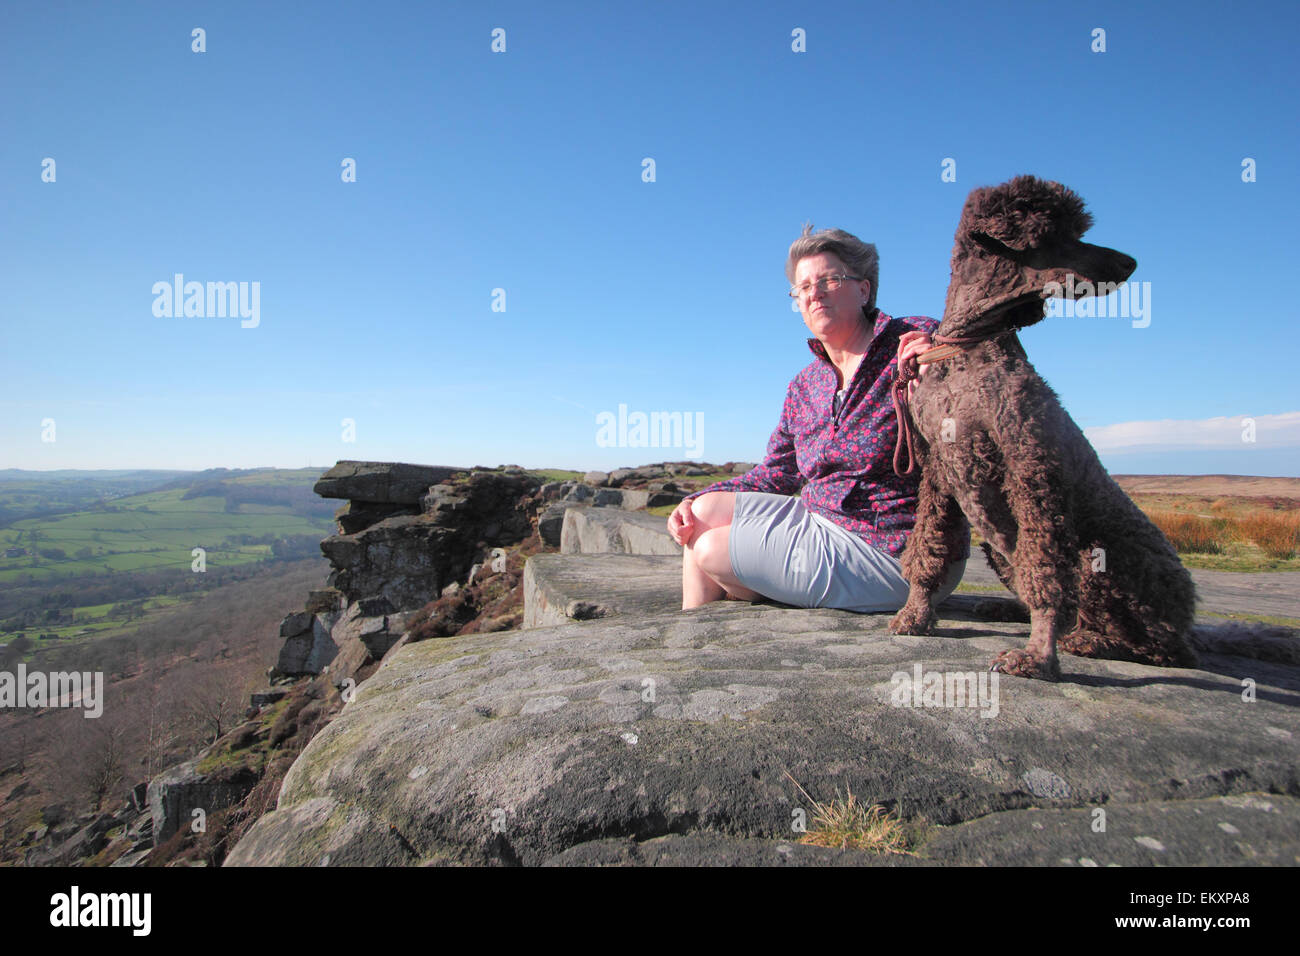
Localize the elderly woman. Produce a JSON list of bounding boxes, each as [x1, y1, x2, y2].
[[668, 225, 966, 611]]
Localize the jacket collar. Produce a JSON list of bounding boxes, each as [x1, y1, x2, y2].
[[806, 307, 891, 364]]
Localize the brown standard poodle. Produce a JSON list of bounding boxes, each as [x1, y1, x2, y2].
[[888, 175, 1198, 681]]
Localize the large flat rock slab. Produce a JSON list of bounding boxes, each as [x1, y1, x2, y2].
[[915, 792, 1300, 865], [315, 461, 466, 503], [543, 793, 1300, 866], [523, 553, 997, 630], [226, 602, 1300, 867], [524, 554, 683, 628], [560, 506, 680, 556]]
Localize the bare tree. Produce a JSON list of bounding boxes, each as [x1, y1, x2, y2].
[[84, 718, 128, 812], [177, 664, 250, 745], [137, 659, 180, 782], [48, 703, 132, 812]]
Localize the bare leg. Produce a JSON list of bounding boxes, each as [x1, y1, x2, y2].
[[682, 492, 762, 609]]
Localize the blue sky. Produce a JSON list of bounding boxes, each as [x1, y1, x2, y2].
[[2, 0, 1297, 476]]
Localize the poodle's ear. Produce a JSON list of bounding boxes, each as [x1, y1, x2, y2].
[[969, 230, 1025, 260]]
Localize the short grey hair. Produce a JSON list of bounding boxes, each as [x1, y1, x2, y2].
[[786, 224, 879, 316]]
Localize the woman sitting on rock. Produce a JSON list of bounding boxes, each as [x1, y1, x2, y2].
[[667, 225, 966, 611]]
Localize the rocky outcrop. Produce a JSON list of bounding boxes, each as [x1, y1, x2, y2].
[[228, 466, 1300, 867], [269, 462, 550, 683], [313, 461, 465, 505], [53, 461, 725, 867], [314, 463, 541, 612], [226, 597, 1300, 867], [22, 803, 152, 867]]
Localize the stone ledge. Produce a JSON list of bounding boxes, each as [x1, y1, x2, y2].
[[225, 601, 1300, 867], [314, 461, 467, 504], [560, 506, 680, 556], [522, 552, 999, 630], [524, 554, 683, 628]]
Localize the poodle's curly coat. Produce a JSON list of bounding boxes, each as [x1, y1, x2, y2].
[[888, 175, 1198, 681]]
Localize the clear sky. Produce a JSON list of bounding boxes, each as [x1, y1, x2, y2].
[[2, 0, 1297, 476]]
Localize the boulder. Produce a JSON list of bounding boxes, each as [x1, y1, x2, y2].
[[646, 492, 685, 509], [538, 482, 567, 502], [274, 611, 341, 677], [327, 604, 416, 687], [278, 612, 312, 639], [306, 588, 344, 615], [320, 515, 455, 612], [594, 489, 652, 510], [149, 753, 259, 845], [564, 484, 594, 503], [522, 554, 681, 628], [560, 507, 680, 556], [250, 689, 288, 709], [538, 504, 571, 547], [314, 461, 466, 504]]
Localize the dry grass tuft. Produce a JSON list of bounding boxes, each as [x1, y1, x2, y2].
[[785, 772, 913, 855]]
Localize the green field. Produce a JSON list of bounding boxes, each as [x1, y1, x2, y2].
[[0, 469, 334, 584], [3, 594, 198, 660]]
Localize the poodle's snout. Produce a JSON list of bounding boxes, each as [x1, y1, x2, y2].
[[1035, 239, 1137, 300]]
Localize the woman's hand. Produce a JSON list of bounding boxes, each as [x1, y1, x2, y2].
[[897, 331, 933, 400], [667, 498, 696, 546]]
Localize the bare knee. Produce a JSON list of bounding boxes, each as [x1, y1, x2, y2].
[[692, 526, 732, 577], [687, 492, 735, 537]]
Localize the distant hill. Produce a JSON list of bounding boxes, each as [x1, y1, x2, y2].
[[1113, 475, 1300, 498], [0, 469, 191, 482], [0, 469, 194, 526]]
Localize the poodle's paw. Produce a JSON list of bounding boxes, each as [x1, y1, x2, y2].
[[990, 648, 1060, 681], [890, 603, 936, 636]]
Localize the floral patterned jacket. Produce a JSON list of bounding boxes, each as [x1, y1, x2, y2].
[[685, 308, 968, 559]]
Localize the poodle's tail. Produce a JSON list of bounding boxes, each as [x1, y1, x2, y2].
[[1189, 621, 1300, 665]]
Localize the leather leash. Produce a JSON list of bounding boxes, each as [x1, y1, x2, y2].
[[891, 333, 996, 477]]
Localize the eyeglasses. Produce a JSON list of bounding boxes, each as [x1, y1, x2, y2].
[[788, 274, 862, 298]]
